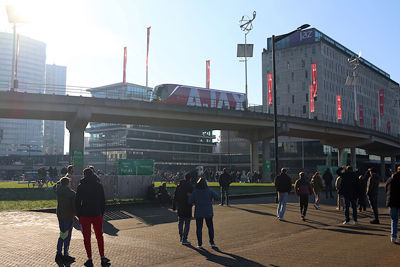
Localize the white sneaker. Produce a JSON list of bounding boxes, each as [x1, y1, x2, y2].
[[210, 243, 216, 248], [197, 245, 203, 249], [391, 237, 396, 243], [182, 240, 190, 245], [314, 203, 318, 209], [353, 221, 359, 225], [343, 221, 350, 225]]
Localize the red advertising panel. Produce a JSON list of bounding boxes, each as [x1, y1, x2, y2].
[[267, 73, 273, 106], [359, 105, 364, 126], [206, 60, 210, 89], [387, 121, 391, 133], [309, 85, 315, 112], [379, 89, 384, 116], [336, 95, 342, 120], [311, 63, 317, 98], [373, 114, 376, 130]]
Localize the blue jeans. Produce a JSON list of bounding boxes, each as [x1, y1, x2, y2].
[[368, 195, 379, 220], [344, 198, 358, 222], [390, 207, 400, 239], [178, 217, 191, 242], [196, 217, 214, 246], [277, 192, 288, 219], [57, 220, 73, 255], [220, 187, 229, 205]]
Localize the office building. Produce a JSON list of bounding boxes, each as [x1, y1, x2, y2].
[[0, 32, 46, 156], [43, 64, 67, 155]]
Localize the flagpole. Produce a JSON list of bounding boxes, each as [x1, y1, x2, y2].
[[146, 27, 151, 88]]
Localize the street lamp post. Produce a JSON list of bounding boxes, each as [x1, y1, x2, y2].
[[272, 24, 310, 176]]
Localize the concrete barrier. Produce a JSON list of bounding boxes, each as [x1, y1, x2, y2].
[[68, 174, 152, 200]]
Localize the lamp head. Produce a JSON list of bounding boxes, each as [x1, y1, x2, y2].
[[297, 24, 310, 31]]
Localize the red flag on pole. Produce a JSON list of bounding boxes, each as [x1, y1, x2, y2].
[[311, 63, 317, 98], [373, 114, 376, 130], [123, 47, 127, 85], [206, 60, 210, 88], [337, 95, 342, 120], [14, 34, 20, 78], [379, 89, 384, 116], [387, 121, 391, 133], [359, 105, 364, 126], [146, 26, 151, 88], [267, 73, 273, 106], [309, 85, 315, 113]]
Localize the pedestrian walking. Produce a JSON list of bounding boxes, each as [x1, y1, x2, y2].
[[335, 167, 344, 210], [189, 177, 219, 249], [173, 173, 194, 245], [358, 170, 369, 212], [294, 172, 312, 221], [338, 166, 360, 225], [75, 168, 110, 267], [322, 168, 334, 199], [53, 177, 76, 266], [218, 168, 231, 206], [274, 168, 292, 221], [385, 166, 400, 243], [311, 172, 323, 209], [367, 168, 380, 224]]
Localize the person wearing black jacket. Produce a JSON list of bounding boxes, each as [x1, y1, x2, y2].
[[173, 173, 194, 245], [367, 168, 380, 224], [218, 168, 231, 206], [274, 168, 292, 221], [338, 166, 360, 225], [75, 168, 110, 267], [322, 168, 334, 199], [386, 166, 400, 243]]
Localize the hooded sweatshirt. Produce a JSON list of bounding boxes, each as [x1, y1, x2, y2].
[[75, 174, 105, 217], [53, 183, 76, 221]]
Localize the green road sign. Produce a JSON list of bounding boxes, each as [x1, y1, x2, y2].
[[118, 159, 154, 175], [73, 150, 83, 167], [264, 160, 271, 172]]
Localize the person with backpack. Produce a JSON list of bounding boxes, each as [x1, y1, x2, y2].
[[53, 177, 76, 265], [294, 172, 312, 221], [386, 166, 400, 243], [75, 168, 110, 267], [274, 168, 292, 221], [173, 173, 194, 245], [189, 177, 219, 248]]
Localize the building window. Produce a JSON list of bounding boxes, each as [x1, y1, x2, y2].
[[292, 95, 295, 104], [305, 47, 308, 57], [287, 61, 290, 69], [291, 72, 294, 81], [306, 93, 308, 102], [303, 105, 306, 113], [312, 45, 316, 54], [287, 84, 290, 93], [277, 97, 280, 105], [290, 51, 294, 57], [305, 70, 308, 79], [288, 107, 291, 114], [302, 82, 306, 91], [301, 59, 305, 68]]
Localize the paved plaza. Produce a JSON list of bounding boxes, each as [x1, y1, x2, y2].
[[1, 193, 399, 266]]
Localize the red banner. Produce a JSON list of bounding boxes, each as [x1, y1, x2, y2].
[[359, 105, 364, 126], [309, 85, 315, 113], [123, 47, 127, 85], [387, 121, 391, 133], [268, 73, 273, 106], [206, 60, 210, 88], [373, 114, 376, 130], [311, 63, 317, 98], [379, 89, 384, 116], [337, 95, 342, 120]]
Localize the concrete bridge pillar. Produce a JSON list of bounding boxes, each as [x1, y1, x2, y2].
[[250, 140, 259, 174], [262, 139, 271, 182], [66, 108, 91, 175], [350, 147, 356, 170], [338, 148, 345, 166]]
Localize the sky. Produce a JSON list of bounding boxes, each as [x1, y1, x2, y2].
[[0, 0, 399, 153]]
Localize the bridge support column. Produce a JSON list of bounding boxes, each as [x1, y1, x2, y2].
[[262, 139, 271, 182], [380, 156, 386, 181], [350, 147, 356, 170], [66, 109, 91, 175], [337, 148, 345, 166], [250, 140, 259, 174]]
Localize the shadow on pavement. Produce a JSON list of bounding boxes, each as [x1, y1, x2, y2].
[[230, 206, 275, 217], [186, 244, 268, 267], [327, 227, 386, 236]]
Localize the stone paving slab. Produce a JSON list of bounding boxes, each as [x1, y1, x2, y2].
[[1, 194, 400, 266]]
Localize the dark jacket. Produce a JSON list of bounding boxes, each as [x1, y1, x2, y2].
[[274, 173, 292, 193], [53, 183, 76, 221], [174, 180, 193, 218], [359, 172, 369, 198], [386, 172, 400, 207], [189, 188, 219, 218], [294, 177, 312, 196], [367, 173, 380, 197], [338, 171, 359, 200], [322, 170, 333, 186], [75, 174, 105, 217], [219, 172, 231, 188]]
